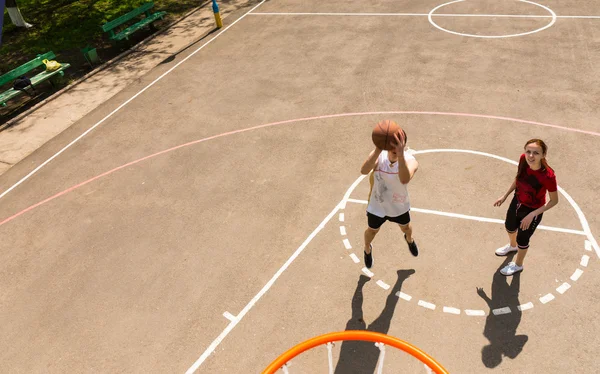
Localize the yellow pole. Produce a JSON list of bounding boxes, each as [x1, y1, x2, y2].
[[212, 0, 223, 28]]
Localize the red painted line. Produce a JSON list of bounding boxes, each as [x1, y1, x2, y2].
[[1, 111, 597, 227]]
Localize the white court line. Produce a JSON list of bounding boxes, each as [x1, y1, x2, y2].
[[540, 293, 555, 304], [556, 283, 571, 294], [581, 255, 590, 267], [362, 268, 374, 278], [184, 172, 365, 373], [354, 147, 600, 258], [376, 280, 390, 290], [0, 1, 268, 201], [571, 269, 584, 281], [443, 306, 460, 315], [428, 0, 557, 39], [585, 240, 592, 251], [339, 213, 345, 222], [340, 226, 347, 236], [250, 12, 600, 19], [349, 253, 360, 263], [518, 302, 534, 311], [465, 309, 486, 316], [397, 292, 412, 301], [418, 300, 436, 310], [344, 199, 585, 235], [346, 198, 368, 204], [342, 238, 352, 249], [492, 307, 511, 315], [222, 311, 236, 322]]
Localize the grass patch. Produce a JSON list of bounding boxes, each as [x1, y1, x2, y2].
[[0, 0, 205, 73]]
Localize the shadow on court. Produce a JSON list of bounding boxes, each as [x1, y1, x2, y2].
[[477, 256, 528, 368], [335, 269, 415, 373]]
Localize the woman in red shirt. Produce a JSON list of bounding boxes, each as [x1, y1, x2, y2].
[[493, 139, 559, 276]]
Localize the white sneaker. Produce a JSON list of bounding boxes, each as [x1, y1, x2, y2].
[[500, 262, 523, 276], [495, 244, 518, 256]]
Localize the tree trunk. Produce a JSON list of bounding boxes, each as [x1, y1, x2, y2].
[[6, 0, 33, 28]]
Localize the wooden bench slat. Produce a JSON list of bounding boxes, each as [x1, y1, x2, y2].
[[0, 62, 70, 106], [29, 63, 71, 84], [111, 11, 166, 40], [102, 2, 155, 32], [0, 52, 56, 87], [0, 88, 21, 104]]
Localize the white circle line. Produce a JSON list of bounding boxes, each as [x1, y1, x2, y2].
[[428, 0, 558, 38], [338, 148, 597, 314]]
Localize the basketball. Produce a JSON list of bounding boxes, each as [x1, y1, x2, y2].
[[372, 120, 404, 151]]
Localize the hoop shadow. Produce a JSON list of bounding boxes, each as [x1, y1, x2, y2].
[[477, 256, 528, 368], [335, 269, 415, 373]]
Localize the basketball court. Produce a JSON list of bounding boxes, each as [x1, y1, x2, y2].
[[1, 0, 599, 372]]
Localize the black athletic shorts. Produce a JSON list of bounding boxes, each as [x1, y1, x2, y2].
[[367, 210, 411, 230], [505, 196, 543, 249]]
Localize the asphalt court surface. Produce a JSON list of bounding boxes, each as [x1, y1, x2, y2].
[[1, 0, 599, 372]]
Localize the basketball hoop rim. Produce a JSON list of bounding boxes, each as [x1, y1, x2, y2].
[[262, 330, 450, 374]]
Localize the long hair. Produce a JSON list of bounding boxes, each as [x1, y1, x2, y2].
[[516, 139, 552, 180]]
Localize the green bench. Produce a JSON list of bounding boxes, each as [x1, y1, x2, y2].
[[0, 51, 70, 107], [101, 2, 167, 42]]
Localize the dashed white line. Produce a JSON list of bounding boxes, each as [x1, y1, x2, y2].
[[343, 239, 352, 250], [418, 300, 436, 310], [443, 307, 460, 315], [465, 310, 486, 316], [492, 307, 511, 315], [518, 302, 534, 311], [340, 226, 347, 236], [362, 268, 374, 277], [376, 280, 391, 290], [585, 240, 592, 251], [556, 283, 571, 294], [339, 213, 345, 222], [540, 293, 555, 304], [397, 292, 412, 301], [580, 255, 590, 267], [223, 311, 236, 322], [349, 253, 360, 263], [571, 269, 584, 281]]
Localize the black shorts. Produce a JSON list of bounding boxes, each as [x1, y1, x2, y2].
[[367, 210, 411, 230], [505, 196, 543, 249]]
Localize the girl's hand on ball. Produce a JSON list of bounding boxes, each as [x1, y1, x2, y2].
[[393, 131, 405, 153]]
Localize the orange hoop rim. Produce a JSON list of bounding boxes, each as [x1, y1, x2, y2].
[[262, 330, 449, 374]]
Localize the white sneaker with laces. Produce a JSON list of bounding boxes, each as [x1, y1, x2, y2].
[[495, 244, 518, 256], [500, 262, 523, 276]]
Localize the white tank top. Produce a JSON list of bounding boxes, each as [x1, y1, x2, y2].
[[366, 151, 415, 218]]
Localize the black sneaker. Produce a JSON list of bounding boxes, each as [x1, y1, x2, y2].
[[364, 244, 373, 268], [404, 234, 419, 257]]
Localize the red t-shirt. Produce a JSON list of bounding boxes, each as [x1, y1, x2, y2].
[[515, 154, 557, 208]]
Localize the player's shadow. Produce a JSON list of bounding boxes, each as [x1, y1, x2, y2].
[[334, 269, 415, 374], [477, 256, 528, 368]]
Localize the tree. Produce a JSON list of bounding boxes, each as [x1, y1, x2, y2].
[[6, 0, 33, 28]]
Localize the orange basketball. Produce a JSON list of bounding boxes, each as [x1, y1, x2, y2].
[[372, 120, 404, 151]]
